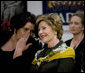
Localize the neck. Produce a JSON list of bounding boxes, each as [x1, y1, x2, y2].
[[73, 32, 84, 41], [47, 37, 59, 48], [1, 35, 17, 51]]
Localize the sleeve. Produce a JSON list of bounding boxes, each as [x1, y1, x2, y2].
[[57, 58, 74, 72]]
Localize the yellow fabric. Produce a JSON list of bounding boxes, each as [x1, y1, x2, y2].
[[32, 47, 75, 66], [44, 47, 75, 61]]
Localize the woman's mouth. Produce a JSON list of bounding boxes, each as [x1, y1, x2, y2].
[[40, 34, 47, 40]]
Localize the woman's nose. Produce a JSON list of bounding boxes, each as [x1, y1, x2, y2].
[[70, 23, 75, 27], [39, 30, 43, 35]]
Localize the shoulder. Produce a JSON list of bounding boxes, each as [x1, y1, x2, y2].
[[78, 38, 84, 52], [65, 39, 72, 43], [57, 58, 74, 72], [81, 38, 84, 45], [56, 42, 75, 60]]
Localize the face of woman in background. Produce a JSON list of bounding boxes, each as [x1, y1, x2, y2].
[[69, 16, 84, 35], [38, 21, 57, 44], [16, 22, 35, 40]]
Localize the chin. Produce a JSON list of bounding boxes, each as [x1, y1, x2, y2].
[[41, 39, 48, 44], [70, 31, 76, 34]]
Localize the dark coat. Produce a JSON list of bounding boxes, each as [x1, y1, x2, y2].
[[0, 37, 42, 73], [31, 58, 74, 72], [30, 41, 75, 72], [65, 38, 84, 72]]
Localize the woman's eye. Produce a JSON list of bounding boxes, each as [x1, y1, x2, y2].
[[69, 22, 72, 25], [38, 26, 47, 32], [24, 28, 29, 31], [75, 22, 79, 25], [42, 27, 46, 30]]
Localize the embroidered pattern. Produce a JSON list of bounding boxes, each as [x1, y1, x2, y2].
[[32, 43, 68, 66]]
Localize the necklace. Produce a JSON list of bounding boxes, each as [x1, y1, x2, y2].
[[71, 34, 84, 49]]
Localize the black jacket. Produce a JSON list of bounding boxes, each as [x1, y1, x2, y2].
[[31, 58, 74, 72], [0, 37, 42, 73], [30, 41, 75, 72], [65, 38, 84, 72]]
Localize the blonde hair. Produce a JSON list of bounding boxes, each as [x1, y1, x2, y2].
[[71, 11, 84, 33], [72, 11, 84, 26], [36, 13, 63, 40]]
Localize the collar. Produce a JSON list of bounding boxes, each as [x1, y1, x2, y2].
[[48, 40, 63, 50]]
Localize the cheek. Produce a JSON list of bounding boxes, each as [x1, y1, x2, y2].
[[45, 29, 53, 38], [17, 30, 25, 38], [69, 25, 72, 29], [70, 24, 81, 29], [46, 29, 55, 39], [76, 25, 83, 31], [78, 26, 84, 31]]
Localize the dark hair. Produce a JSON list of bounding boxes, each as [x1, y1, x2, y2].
[[0, 12, 36, 47], [0, 12, 36, 46], [10, 12, 36, 33]]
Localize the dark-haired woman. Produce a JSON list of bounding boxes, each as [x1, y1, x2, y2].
[[30, 13, 75, 72], [0, 12, 41, 72]]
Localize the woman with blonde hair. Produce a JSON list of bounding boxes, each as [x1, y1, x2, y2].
[[65, 11, 84, 72], [30, 13, 75, 72]]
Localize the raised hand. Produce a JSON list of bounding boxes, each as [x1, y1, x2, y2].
[[13, 31, 32, 59]]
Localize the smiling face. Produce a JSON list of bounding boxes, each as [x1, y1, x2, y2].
[[38, 21, 57, 44], [69, 16, 84, 35], [16, 22, 35, 40]]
